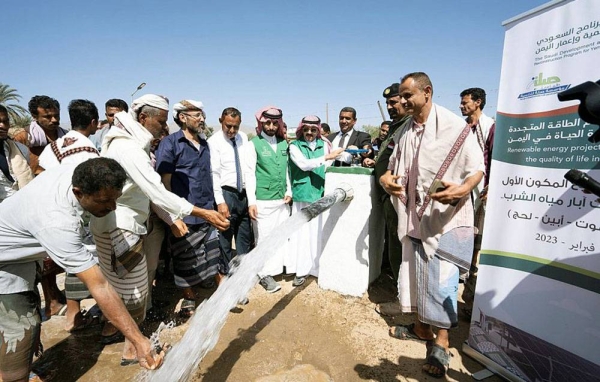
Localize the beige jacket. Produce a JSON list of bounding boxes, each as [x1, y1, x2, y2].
[[6, 139, 34, 190]]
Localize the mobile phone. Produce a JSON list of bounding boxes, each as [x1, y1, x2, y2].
[[429, 179, 446, 195]]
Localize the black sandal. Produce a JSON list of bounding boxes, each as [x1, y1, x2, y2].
[[422, 343, 451, 378], [179, 299, 196, 317], [120, 358, 139, 366], [100, 331, 124, 345]]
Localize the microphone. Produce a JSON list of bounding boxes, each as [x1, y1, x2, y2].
[[557, 80, 600, 143], [564, 169, 600, 198]]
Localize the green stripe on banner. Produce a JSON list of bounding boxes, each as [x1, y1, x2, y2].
[[326, 166, 373, 175], [480, 251, 600, 294]]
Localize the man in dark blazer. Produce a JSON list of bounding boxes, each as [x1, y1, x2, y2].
[[327, 107, 373, 166]]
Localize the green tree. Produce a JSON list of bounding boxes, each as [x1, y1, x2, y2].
[[204, 125, 215, 138], [10, 113, 32, 130], [0, 83, 29, 122], [362, 124, 381, 139]]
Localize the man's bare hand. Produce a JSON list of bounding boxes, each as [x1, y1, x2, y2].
[[217, 203, 230, 219], [480, 186, 488, 202], [283, 196, 292, 204], [360, 144, 372, 158], [135, 339, 166, 370], [170, 219, 189, 237], [326, 148, 345, 160], [430, 181, 467, 205], [363, 158, 375, 168], [379, 171, 404, 197], [248, 205, 258, 220], [205, 210, 230, 231]]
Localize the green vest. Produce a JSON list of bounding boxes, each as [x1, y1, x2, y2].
[[252, 135, 289, 200], [289, 139, 325, 203]]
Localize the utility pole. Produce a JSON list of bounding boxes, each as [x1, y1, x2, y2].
[[377, 101, 386, 121], [131, 82, 147, 102]]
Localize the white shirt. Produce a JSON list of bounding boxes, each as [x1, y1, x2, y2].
[[0, 141, 16, 202], [329, 128, 354, 163], [38, 130, 99, 170], [467, 112, 494, 199], [208, 130, 251, 205], [91, 112, 194, 235], [246, 131, 292, 206], [0, 165, 96, 293], [477, 112, 494, 143]]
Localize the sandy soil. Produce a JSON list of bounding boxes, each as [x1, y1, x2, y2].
[[33, 271, 501, 382]]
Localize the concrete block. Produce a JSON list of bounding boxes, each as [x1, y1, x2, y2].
[[318, 167, 383, 296]]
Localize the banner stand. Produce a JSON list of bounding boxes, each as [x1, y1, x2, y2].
[[462, 342, 526, 382], [464, 0, 600, 380]]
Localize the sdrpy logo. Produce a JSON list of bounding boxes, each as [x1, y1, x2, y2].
[[518, 72, 571, 100]]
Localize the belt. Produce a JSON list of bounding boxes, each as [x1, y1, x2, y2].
[[222, 185, 246, 195]]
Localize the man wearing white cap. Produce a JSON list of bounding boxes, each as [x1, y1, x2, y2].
[[155, 100, 221, 317], [90, 94, 229, 365]]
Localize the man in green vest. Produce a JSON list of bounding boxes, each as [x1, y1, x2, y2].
[[246, 106, 292, 293]]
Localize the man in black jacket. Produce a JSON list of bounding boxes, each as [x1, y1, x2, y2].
[[328, 107, 372, 166], [366, 83, 410, 317]]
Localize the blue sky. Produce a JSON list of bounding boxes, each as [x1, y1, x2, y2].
[[3, 0, 548, 132]]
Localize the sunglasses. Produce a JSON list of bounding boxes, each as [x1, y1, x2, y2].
[[302, 127, 319, 133]]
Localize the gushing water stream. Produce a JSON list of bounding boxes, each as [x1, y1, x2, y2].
[[139, 184, 353, 381]]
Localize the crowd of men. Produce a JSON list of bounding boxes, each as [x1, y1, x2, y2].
[[0, 71, 494, 379]]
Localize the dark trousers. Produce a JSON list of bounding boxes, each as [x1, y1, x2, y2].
[[218, 187, 254, 275], [383, 196, 402, 281]]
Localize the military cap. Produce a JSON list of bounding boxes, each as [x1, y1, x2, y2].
[[383, 83, 400, 98]]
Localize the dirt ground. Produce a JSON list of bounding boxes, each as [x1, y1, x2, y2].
[[33, 270, 502, 382]]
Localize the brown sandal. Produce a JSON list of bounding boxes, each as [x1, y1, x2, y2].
[[389, 324, 435, 342]]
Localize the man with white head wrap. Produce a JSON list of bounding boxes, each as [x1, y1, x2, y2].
[[246, 106, 291, 293], [155, 100, 221, 317], [90, 94, 229, 365]]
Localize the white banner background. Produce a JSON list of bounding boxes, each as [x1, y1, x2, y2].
[[467, 1, 600, 381]]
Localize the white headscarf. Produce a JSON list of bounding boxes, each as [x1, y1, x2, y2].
[[173, 100, 204, 116], [130, 94, 169, 118], [172, 99, 207, 139]]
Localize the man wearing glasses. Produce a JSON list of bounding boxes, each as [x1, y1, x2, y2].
[[155, 100, 221, 316], [246, 106, 292, 293]]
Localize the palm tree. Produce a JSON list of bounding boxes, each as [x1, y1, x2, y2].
[[0, 83, 29, 122], [10, 113, 32, 129]]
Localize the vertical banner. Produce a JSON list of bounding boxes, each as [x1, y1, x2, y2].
[[464, 1, 600, 381]]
